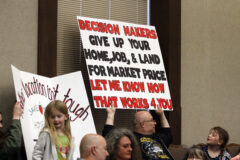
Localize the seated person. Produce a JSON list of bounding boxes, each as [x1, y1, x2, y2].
[[184, 145, 208, 160], [79, 133, 109, 160], [105, 128, 142, 160], [0, 102, 23, 160], [102, 105, 173, 160], [201, 126, 231, 160]]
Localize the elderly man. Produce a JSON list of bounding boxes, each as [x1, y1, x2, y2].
[[79, 133, 109, 160], [102, 105, 173, 160]]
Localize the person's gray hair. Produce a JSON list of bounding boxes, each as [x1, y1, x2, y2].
[[105, 128, 142, 160]]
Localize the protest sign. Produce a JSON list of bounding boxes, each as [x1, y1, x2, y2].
[[11, 65, 96, 160], [77, 16, 173, 110]]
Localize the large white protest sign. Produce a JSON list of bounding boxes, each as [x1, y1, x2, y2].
[[77, 16, 173, 110], [11, 65, 96, 160]]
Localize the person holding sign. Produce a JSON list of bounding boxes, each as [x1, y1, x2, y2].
[[32, 100, 74, 160], [0, 102, 24, 160], [79, 133, 109, 160], [102, 105, 173, 160]]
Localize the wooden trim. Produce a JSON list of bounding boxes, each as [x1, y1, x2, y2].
[[150, 0, 181, 144], [38, 0, 57, 77]]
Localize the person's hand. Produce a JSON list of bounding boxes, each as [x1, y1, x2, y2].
[[12, 102, 23, 120], [106, 104, 116, 116], [155, 105, 170, 128], [155, 105, 164, 116], [105, 104, 116, 125]]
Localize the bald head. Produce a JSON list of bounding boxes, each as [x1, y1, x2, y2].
[[133, 111, 156, 135], [134, 111, 152, 126], [80, 134, 102, 157], [80, 134, 108, 160]]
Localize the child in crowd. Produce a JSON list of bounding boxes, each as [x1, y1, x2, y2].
[[184, 145, 208, 160], [202, 126, 231, 160], [32, 100, 74, 160]]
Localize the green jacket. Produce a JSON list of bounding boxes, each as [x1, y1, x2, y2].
[[0, 120, 23, 160]]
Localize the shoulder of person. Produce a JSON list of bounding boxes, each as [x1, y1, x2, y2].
[[222, 150, 231, 159], [41, 128, 50, 133], [38, 128, 51, 137]]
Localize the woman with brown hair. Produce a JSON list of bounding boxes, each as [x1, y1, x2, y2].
[[105, 128, 142, 160]]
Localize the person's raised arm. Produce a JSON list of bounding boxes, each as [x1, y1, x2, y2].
[[105, 105, 116, 125], [102, 105, 116, 137], [12, 102, 23, 120], [0, 102, 23, 155], [155, 105, 170, 128]]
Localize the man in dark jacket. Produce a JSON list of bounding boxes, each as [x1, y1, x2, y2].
[[0, 102, 23, 160]]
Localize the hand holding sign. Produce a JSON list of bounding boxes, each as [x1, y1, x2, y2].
[[12, 102, 23, 120]]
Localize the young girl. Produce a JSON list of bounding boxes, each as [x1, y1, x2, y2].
[[202, 126, 231, 160], [32, 100, 74, 160]]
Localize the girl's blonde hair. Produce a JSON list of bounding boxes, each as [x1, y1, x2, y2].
[[43, 100, 72, 146]]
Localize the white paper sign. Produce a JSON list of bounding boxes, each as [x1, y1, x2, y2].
[[11, 65, 96, 160], [77, 16, 173, 110]]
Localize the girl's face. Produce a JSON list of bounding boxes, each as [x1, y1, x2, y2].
[[116, 136, 132, 160], [50, 108, 68, 130], [207, 129, 222, 146]]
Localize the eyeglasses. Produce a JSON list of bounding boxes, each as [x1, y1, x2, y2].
[[143, 119, 155, 123]]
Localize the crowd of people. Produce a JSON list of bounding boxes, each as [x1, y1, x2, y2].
[[0, 100, 239, 160]]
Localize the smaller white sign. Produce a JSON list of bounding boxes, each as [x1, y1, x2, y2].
[[11, 65, 96, 160]]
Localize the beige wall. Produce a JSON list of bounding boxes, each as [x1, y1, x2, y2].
[[0, 0, 38, 127], [182, 0, 240, 146]]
